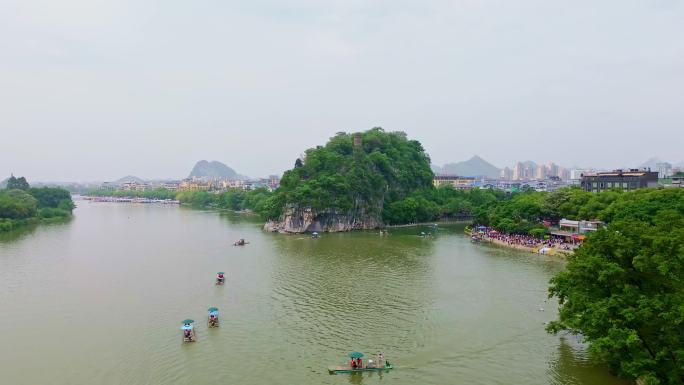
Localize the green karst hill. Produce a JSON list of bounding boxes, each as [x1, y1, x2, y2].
[[265, 128, 434, 232]]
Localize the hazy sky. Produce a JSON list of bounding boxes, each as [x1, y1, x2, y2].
[[1, 0, 682, 181]]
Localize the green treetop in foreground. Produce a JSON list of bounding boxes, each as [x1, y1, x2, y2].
[[548, 188, 684, 384]]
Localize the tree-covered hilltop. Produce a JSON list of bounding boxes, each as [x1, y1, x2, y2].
[[0, 177, 75, 232], [266, 128, 434, 232]]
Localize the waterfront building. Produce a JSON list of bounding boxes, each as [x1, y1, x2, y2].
[[580, 169, 659, 192], [121, 181, 150, 191], [179, 179, 212, 191], [99, 182, 117, 191], [433, 175, 476, 189], [158, 182, 180, 191]]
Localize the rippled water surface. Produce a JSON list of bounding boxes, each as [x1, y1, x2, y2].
[[0, 202, 626, 385]]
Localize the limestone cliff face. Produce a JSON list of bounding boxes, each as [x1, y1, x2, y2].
[[263, 204, 382, 233]]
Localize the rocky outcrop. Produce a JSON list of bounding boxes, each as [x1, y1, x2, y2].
[[264, 205, 382, 233]]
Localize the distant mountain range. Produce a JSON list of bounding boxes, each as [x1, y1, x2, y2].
[[432, 155, 501, 178], [188, 160, 240, 179], [638, 157, 684, 169]]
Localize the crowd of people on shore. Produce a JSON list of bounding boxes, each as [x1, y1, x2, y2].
[[473, 227, 577, 252]]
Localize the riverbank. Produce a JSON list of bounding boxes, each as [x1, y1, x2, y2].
[[481, 236, 574, 257], [468, 226, 576, 256], [385, 219, 470, 228], [82, 196, 180, 204]]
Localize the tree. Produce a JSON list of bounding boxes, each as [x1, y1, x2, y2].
[[547, 191, 684, 384], [6, 175, 30, 190], [0, 189, 38, 219]]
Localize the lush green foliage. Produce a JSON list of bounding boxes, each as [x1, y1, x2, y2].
[[28, 187, 75, 211], [275, 128, 434, 221], [175, 188, 278, 219], [548, 188, 684, 384], [5, 175, 30, 190], [0, 189, 38, 219], [88, 187, 278, 219], [0, 179, 74, 232]]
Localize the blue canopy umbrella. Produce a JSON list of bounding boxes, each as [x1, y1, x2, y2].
[[181, 319, 194, 325], [348, 352, 364, 359], [477, 225, 487, 230]]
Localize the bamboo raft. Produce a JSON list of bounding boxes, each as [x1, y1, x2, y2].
[[328, 364, 393, 374]]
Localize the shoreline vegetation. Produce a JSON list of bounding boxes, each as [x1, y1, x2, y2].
[[0, 176, 75, 233]]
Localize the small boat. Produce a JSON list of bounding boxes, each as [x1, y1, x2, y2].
[[328, 352, 393, 374], [233, 239, 249, 246], [216, 272, 225, 285], [207, 307, 219, 328], [181, 319, 196, 342], [311, 232, 319, 239]]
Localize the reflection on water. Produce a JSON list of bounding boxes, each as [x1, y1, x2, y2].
[[0, 204, 625, 385], [548, 336, 628, 385]]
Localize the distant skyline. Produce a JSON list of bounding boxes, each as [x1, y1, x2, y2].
[[1, 0, 683, 181]]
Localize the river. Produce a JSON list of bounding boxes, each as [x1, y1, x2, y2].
[[0, 201, 625, 385]]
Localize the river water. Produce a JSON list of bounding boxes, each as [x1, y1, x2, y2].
[[0, 201, 625, 385]]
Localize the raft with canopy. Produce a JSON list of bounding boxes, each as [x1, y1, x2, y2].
[[207, 307, 220, 328], [328, 352, 394, 374], [181, 319, 196, 342], [216, 272, 225, 285]]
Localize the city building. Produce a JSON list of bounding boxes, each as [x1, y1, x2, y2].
[[580, 169, 659, 192], [433, 175, 476, 189], [546, 162, 559, 178], [121, 181, 150, 191], [655, 162, 672, 178], [535, 165, 547, 180], [672, 173, 684, 187], [268, 175, 281, 190], [558, 167, 571, 181], [512, 162, 524, 181], [500, 167, 512, 181], [179, 179, 213, 191], [158, 182, 180, 191]]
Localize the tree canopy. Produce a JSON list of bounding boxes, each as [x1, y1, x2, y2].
[[0, 178, 75, 232], [274, 128, 434, 222], [547, 188, 684, 384], [6, 175, 30, 190]]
